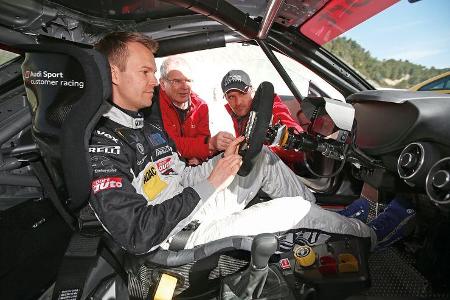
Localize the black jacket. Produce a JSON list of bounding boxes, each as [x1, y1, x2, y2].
[[88, 104, 216, 254]]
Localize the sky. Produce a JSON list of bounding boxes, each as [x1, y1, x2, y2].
[[343, 0, 450, 69]]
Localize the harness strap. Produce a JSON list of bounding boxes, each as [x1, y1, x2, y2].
[[52, 233, 101, 300], [168, 220, 200, 250], [168, 229, 195, 251]]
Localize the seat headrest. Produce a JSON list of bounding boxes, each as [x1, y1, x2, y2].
[[21, 43, 112, 211]]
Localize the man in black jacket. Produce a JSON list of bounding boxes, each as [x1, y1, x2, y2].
[[88, 32, 415, 255]]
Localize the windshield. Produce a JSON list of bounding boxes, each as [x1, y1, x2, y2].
[[156, 43, 344, 135], [0, 49, 19, 66], [323, 0, 450, 90]]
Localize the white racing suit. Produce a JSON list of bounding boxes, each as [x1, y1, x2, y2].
[[88, 104, 376, 255]]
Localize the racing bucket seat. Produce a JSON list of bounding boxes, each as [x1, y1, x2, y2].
[[19, 42, 282, 300]]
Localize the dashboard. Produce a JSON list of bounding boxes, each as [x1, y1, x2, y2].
[[348, 90, 450, 208]]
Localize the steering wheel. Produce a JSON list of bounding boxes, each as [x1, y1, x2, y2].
[[238, 81, 274, 176]]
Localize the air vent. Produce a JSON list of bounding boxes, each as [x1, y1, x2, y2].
[[426, 157, 450, 206], [397, 142, 440, 187]]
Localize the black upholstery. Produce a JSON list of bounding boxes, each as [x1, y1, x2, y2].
[[19, 42, 271, 299], [20, 43, 121, 299], [21, 43, 111, 214], [19, 42, 256, 259]]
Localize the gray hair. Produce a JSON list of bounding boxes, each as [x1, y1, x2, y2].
[[160, 56, 192, 79]]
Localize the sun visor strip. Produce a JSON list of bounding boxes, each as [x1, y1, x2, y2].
[[0, 25, 36, 46], [165, 0, 259, 39], [157, 31, 225, 57]]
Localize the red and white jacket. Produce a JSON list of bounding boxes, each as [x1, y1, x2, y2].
[[225, 94, 303, 134], [159, 89, 212, 161], [225, 94, 304, 166]]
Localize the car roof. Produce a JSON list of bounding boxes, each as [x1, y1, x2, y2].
[[0, 0, 396, 46], [1, 0, 399, 96], [0, 0, 299, 45]]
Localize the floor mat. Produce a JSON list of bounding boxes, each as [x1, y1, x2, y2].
[[367, 247, 450, 299]]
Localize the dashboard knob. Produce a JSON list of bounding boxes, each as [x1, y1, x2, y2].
[[397, 142, 439, 187], [400, 152, 418, 169], [432, 170, 450, 191], [426, 157, 450, 206]]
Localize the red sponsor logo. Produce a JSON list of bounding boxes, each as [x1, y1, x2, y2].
[[156, 157, 172, 173], [91, 177, 123, 194], [279, 258, 291, 270]]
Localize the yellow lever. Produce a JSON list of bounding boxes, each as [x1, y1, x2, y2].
[[154, 273, 178, 300]]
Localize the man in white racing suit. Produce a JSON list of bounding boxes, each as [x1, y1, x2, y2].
[[89, 32, 414, 255]]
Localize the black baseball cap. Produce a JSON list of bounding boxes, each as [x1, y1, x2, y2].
[[221, 70, 252, 95]]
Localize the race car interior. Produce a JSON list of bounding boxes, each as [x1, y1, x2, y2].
[[1, 0, 450, 300]]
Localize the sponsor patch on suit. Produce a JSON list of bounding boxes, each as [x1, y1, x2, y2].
[[154, 145, 172, 158], [89, 145, 121, 155], [142, 163, 168, 201], [148, 133, 166, 146], [91, 155, 110, 168], [96, 130, 118, 143], [92, 177, 123, 193], [156, 157, 172, 173]]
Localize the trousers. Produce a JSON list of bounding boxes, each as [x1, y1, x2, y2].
[[185, 147, 376, 249]]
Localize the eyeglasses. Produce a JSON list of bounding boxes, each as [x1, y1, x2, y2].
[[164, 78, 194, 86]]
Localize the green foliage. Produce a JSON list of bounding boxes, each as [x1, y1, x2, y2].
[[324, 37, 449, 89]]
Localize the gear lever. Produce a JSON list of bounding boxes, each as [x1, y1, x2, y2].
[[220, 233, 278, 299], [251, 233, 278, 269]]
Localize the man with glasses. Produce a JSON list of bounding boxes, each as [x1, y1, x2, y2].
[[159, 56, 235, 165]]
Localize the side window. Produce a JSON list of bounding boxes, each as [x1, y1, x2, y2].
[[419, 75, 450, 91], [273, 52, 344, 101]]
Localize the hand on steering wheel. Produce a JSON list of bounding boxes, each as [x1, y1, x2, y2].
[[237, 82, 274, 176]]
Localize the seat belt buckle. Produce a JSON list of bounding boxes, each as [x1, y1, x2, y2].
[[77, 205, 103, 235]]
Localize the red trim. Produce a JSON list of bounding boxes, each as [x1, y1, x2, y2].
[[300, 0, 399, 45]]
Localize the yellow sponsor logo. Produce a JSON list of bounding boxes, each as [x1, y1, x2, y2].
[[143, 164, 167, 201]]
